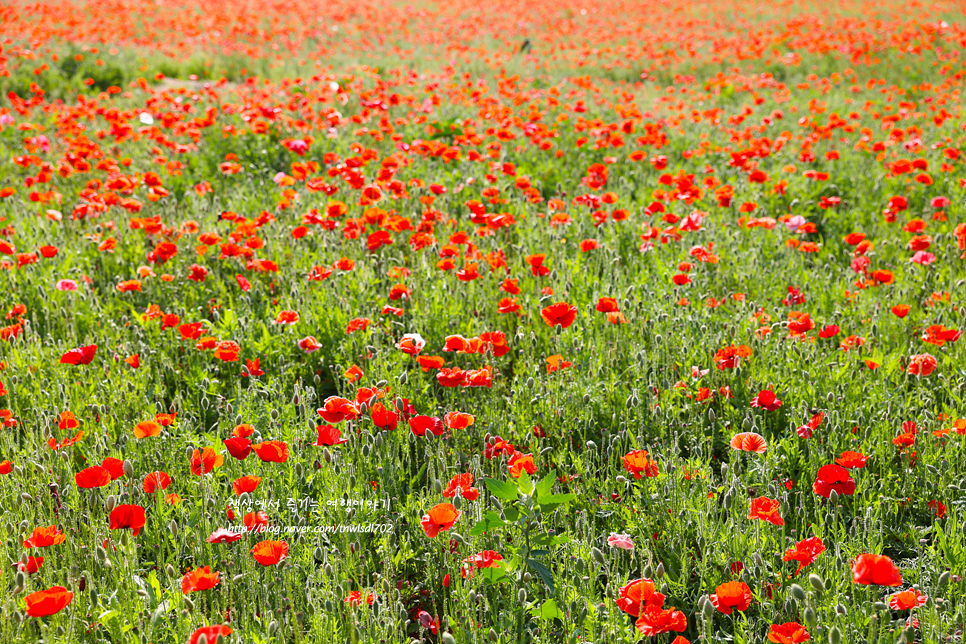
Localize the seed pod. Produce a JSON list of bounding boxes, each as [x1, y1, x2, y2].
[[702, 597, 715, 618], [808, 573, 825, 592], [803, 606, 816, 627], [828, 624, 842, 644], [591, 548, 606, 566]]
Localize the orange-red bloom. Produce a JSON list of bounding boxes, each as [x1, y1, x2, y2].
[[852, 553, 902, 586], [24, 586, 73, 617], [420, 503, 461, 538]]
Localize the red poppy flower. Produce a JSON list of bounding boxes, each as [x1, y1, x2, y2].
[[24, 526, 66, 548], [101, 457, 125, 480], [622, 449, 659, 479], [232, 476, 262, 495], [188, 625, 232, 644], [24, 586, 73, 617], [317, 396, 361, 423], [768, 622, 810, 643], [251, 540, 289, 565], [616, 578, 665, 617], [907, 354, 937, 376], [252, 441, 289, 463], [182, 566, 221, 594], [888, 589, 927, 610], [442, 473, 479, 501], [751, 390, 782, 411], [635, 606, 688, 636], [812, 464, 855, 498], [852, 553, 902, 586], [748, 497, 784, 526], [109, 505, 146, 536], [730, 432, 767, 454], [143, 471, 172, 494], [420, 503, 461, 538], [541, 302, 577, 329], [460, 550, 504, 578], [244, 511, 270, 532], [223, 437, 252, 460], [60, 344, 97, 365], [783, 536, 826, 573], [508, 451, 536, 478], [190, 447, 224, 475], [17, 556, 44, 574], [314, 424, 347, 446], [711, 580, 752, 614], [75, 466, 112, 489], [409, 415, 445, 437]]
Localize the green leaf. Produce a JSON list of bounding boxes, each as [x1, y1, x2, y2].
[[537, 493, 577, 510], [469, 511, 507, 536], [483, 478, 519, 502], [517, 470, 534, 496], [526, 558, 555, 593], [533, 599, 564, 620], [535, 472, 556, 499]]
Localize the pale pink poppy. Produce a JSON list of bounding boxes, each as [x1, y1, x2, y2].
[[56, 279, 78, 291], [607, 532, 635, 551]]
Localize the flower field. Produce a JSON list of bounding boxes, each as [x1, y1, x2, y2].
[[2, 0, 966, 642]]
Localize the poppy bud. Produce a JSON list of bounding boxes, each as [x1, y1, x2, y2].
[[784, 597, 797, 613], [14, 571, 25, 588], [938, 571, 950, 588], [105, 495, 116, 512], [789, 583, 806, 601], [523, 572, 532, 583], [168, 519, 179, 539], [829, 489, 839, 504], [442, 634, 456, 644], [123, 461, 135, 477], [582, 394, 590, 404], [873, 601, 889, 611], [591, 548, 606, 566], [184, 597, 195, 611], [268, 620, 279, 635], [323, 448, 332, 463], [803, 606, 816, 627], [656, 562, 665, 578], [836, 603, 848, 615], [433, 479, 443, 494], [453, 495, 462, 510], [271, 409, 279, 420], [702, 597, 715, 618], [518, 589, 526, 603], [489, 629, 498, 641], [643, 564, 652, 577], [808, 573, 825, 592], [398, 371, 408, 385], [586, 440, 597, 450], [349, 475, 356, 487]]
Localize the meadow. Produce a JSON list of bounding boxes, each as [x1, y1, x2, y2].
[[2, 0, 966, 642]]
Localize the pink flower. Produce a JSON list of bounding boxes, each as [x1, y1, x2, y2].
[[751, 390, 782, 411], [56, 279, 78, 291], [298, 336, 321, 353], [607, 533, 635, 551], [207, 528, 243, 544], [910, 251, 936, 266], [930, 196, 949, 209], [784, 215, 806, 232]]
